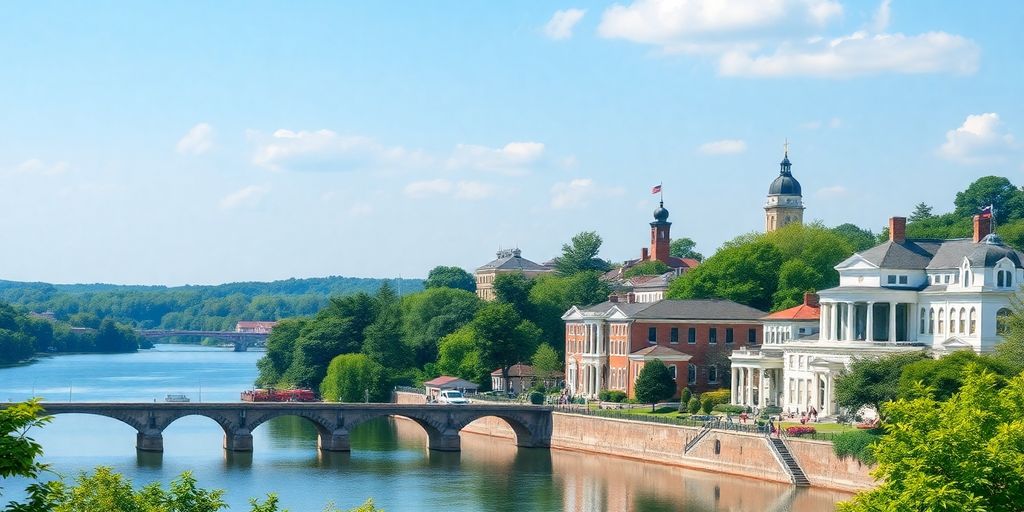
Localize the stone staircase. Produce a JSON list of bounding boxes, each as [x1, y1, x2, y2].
[[683, 421, 714, 453], [769, 437, 811, 487]]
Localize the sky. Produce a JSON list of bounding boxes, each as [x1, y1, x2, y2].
[[1, 0, 1022, 285]]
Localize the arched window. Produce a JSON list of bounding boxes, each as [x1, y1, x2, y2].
[[950, 309, 959, 334], [929, 308, 935, 334], [959, 307, 966, 333], [969, 308, 977, 335], [938, 308, 945, 335], [687, 364, 697, 385], [997, 308, 1012, 335], [997, 269, 1014, 288], [920, 308, 926, 334], [998, 271, 1005, 287]]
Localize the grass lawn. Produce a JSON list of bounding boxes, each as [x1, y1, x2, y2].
[[779, 421, 859, 433]]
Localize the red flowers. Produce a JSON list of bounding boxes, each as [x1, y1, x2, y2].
[[786, 426, 817, 436]]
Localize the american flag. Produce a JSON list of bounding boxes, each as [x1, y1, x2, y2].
[[980, 205, 993, 218], [651, 184, 662, 194]]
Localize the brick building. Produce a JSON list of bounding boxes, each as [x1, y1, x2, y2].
[[562, 298, 766, 399]]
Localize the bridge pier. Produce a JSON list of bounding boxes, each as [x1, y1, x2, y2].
[[136, 431, 164, 452], [428, 430, 462, 452], [233, 341, 247, 352], [224, 430, 253, 452], [317, 430, 351, 452]]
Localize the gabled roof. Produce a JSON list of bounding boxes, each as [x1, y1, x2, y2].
[[763, 303, 819, 321], [477, 250, 551, 272], [629, 345, 692, 361], [847, 236, 1024, 271], [424, 376, 479, 389], [570, 299, 766, 321], [855, 240, 939, 269]]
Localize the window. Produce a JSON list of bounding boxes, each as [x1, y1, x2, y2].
[[938, 308, 945, 335], [929, 308, 935, 334], [969, 308, 977, 335], [959, 307, 966, 334], [648, 327, 657, 343], [748, 328, 757, 344], [709, 328, 717, 344], [950, 309, 959, 334], [708, 365, 718, 383], [898, 275, 908, 284], [670, 327, 679, 344], [887, 275, 897, 284], [688, 327, 696, 344], [998, 269, 1014, 288], [725, 328, 734, 344], [687, 364, 696, 385], [798, 355, 805, 368], [789, 355, 795, 368], [669, 365, 677, 380], [920, 307, 926, 334], [998, 308, 1012, 335], [945, 275, 951, 284]]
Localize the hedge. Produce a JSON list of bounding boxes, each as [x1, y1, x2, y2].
[[599, 390, 627, 403], [832, 430, 879, 465], [712, 404, 747, 414], [700, 389, 730, 406]]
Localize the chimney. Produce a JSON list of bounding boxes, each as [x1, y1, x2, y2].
[[641, 248, 649, 261], [608, 293, 619, 303], [803, 292, 819, 308], [973, 214, 992, 243], [889, 217, 906, 243]]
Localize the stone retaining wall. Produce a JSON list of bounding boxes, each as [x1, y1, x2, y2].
[[787, 438, 875, 491]]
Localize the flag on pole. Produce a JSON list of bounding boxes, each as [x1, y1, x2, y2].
[[651, 184, 662, 194]]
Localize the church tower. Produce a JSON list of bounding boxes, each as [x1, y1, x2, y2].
[[764, 145, 804, 232], [650, 201, 671, 263]]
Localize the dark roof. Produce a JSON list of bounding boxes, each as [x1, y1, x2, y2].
[[477, 249, 551, 272], [856, 237, 1024, 270], [768, 155, 801, 195], [629, 345, 692, 360], [580, 299, 766, 321], [857, 240, 939, 269]]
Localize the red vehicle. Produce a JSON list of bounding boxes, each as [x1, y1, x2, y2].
[[241, 388, 318, 402]]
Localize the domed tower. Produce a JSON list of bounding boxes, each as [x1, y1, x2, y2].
[[764, 146, 805, 232], [650, 201, 671, 263]]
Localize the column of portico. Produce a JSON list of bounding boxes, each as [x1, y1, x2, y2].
[[889, 302, 897, 342], [865, 302, 874, 341], [829, 303, 838, 341], [596, 323, 604, 356], [731, 367, 739, 403], [745, 368, 754, 406], [845, 302, 855, 341]]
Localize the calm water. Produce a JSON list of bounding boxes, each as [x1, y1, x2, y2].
[[0, 345, 851, 511]]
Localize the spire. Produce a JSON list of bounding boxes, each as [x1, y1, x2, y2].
[[780, 138, 792, 175]]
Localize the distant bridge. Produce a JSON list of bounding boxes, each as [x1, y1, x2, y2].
[[135, 330, 267, 351], [36, 402, 553, 453]]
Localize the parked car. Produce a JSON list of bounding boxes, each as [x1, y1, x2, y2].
[[437, 390, 470, 405]]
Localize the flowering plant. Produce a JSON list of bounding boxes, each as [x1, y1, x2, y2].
[[785, 426, 817, 436]]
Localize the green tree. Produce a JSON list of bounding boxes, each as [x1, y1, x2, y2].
[[834, 352, 928, 418], [471, 303, 542, 388], [283, 316, 361, 389], [555, 231, 611, 276], [991, 297, 1024, 375], [678, 388, 692, 413], [897, 350, 1009, 401], [908, 202, 934, 222], [436, 327, 490, 385], [400, 288, 480, 367], [904, 212, 972, 240], [771, 259, 823, 311], [669, 237, 703, 261], [0, 399, 56, 511], [255, 318, 308, 387], [687, 396, 701, 414], [667, 238, 783, 311], [423, 266, 476, 292], [527, 271, 611, 357], [531, 343, 561, 384], [634, 359, 676, 411], [623, 260, 671, 278], [829, 223, 877, 252], [700, 397, 714, 415], [53, 469, 227, 512], [361, 301, 409, 370], [838, 369, 1024, 511], [953, 175, 1023, 224], [493, 272, 534, 314], [320, 353, 388, 402]]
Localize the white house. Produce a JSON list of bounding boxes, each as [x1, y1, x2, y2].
[[730, 214, 1021, 417]]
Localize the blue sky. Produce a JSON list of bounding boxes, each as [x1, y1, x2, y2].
[[1, 0, 1021, 285]]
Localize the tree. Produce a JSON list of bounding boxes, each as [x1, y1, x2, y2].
[[361, 301, 409, 370], [897, 350, 1009, 401], [678, 388, 692, 413], [52, 469, 227, 512], [687, 396, 701, 414], [991, 297, 1024, 375], [400, 287, 480, 367], [282, 316, 361, 389], [320, 353, 388, 402], [669, 237, 703, 261], [424, 266, 476, 292], [953, 176, 1023, 224], [531, 343, 561, 385], [771, 259, 823, 311], [555, 231, 611, 276], [838, 369, 1024, 511], [471, 303, 542, 388], [834, 352, 928, 418], [0, 399, 55, 511], [829, 223, 877, 252], [667, 238, 783, 311], [528, 272, 611, 357], [908, 202, 934, 222], [493, 272, 534, 314], [436, 327, 490, 385], [255, 318, 307, 387], [634, 359, 676, 411], [623, 260, 671, 278]]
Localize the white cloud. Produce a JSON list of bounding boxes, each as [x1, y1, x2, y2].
[[251, 129, 430, 172], [697, 139, 747, 155], [403, 179, 496, 201], [939, 113, 1016, 165], [801, 117, 841, 130], [718, 31, 979, 78], [815, 185, 848, 198], [220, 185, 270, 209], [598, 0, 841, 46], [871, 0, 892, 32], [544, 9, 586, 40], [550, 178, 624, 209], [446, 142, 545, 174], [15, 159, 69, 176], [176, 123, 214, 155]]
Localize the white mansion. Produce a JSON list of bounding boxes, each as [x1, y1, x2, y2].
[[730, 215, 1021, 417]]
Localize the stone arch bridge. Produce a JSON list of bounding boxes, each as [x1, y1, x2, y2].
[[38, 402, 552, 453]]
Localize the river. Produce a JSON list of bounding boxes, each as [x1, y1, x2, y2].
[[0, 345, 851, 511]]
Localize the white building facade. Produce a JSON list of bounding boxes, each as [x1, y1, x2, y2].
[[731, 215, 1021, 416]]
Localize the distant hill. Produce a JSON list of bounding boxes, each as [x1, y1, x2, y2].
[[0, 276, 424, 331]]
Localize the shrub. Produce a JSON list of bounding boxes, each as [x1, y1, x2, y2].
[[832, 430, 879, 465], [678, 388, 693, 412], [605, 390, 627, 403], [713, 404, 746, 414], [598, 390, 611, 401], [700, 389, 731, 406], [529, 391, 544, 405], [785, 426, 816, 437], [763, 406, 783, 415], [701, 397, 714, 415], [687, 397, 701, 414]]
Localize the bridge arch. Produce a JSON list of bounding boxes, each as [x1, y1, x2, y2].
[[456, 413, 542, 449], [45, 410, 147, 433]]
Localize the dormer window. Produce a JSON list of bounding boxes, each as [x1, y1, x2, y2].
[[898, 275, 908, 285], [962, 262, 972, 287], [997, 268, 1014, 288]]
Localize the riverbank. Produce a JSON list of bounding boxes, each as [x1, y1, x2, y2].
[[394, 391, 874, 493]]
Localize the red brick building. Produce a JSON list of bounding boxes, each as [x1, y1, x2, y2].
[[562, 298, 766, 399]]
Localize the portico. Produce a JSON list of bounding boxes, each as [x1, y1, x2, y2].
[[730, 347, 784, 409], [818, 294, 918, 343]]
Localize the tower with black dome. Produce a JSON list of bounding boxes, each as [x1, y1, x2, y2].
[[650, 201, 671, 263], [764, 146, 805, 232]]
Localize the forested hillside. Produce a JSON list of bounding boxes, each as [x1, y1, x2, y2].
[[0, 276, 423, 331]]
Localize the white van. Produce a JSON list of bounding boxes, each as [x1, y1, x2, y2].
[[437, 390, 469, 405]]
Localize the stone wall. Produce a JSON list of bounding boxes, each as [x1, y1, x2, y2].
[[787, 438, 876, 491]]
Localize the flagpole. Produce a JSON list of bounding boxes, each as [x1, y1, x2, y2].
[[660, 182, 663, 203]]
